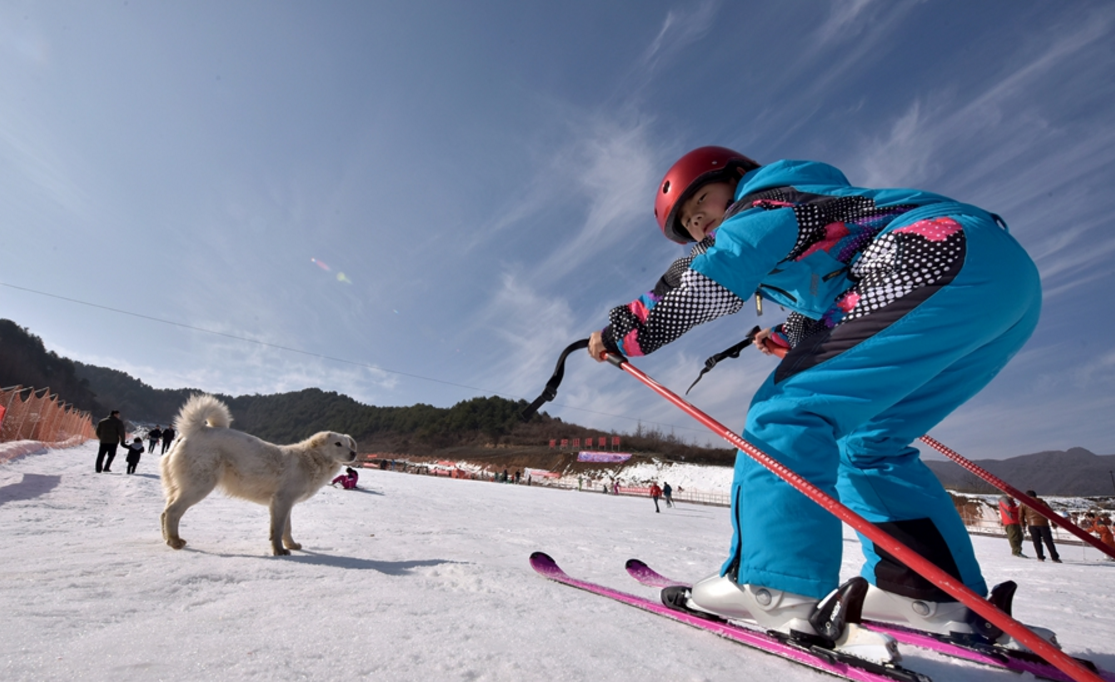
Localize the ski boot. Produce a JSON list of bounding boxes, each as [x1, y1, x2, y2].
[[860, 581, 1059, 651], [663, 575, 899, 665]]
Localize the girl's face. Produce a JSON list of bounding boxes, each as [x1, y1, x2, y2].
[[678, 181, 736, 242]]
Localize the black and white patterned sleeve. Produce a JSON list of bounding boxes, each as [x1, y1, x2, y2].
[[602, 267, 744, 357], [774, 312, 826, 348]]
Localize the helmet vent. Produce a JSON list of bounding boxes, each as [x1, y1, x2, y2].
[[662, 180, 670, 194]]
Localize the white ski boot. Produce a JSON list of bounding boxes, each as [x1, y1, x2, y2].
[[861, 581, 1060, 651], [861, 584, 977, 636], [663, 575, 900, 665]]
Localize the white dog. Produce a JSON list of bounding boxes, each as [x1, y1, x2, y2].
[[160, 394, 358, 555]]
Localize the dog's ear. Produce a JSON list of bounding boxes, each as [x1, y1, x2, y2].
[[307, 433, 329, 449]]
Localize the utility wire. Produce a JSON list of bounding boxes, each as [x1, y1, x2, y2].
[[0, 281, 714, 438]]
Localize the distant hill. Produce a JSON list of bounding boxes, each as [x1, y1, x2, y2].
[[70, 362, 204, 426], [6, 317, 1112, 494], [0, 319, 103, 415], [61, 334, 734, 464], [924, 448, 1115, 497]]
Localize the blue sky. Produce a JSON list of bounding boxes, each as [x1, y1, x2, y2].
[[2, 1, 1113, 459]]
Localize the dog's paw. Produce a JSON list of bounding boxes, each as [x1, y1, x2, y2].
[[273, 547, 291, 556], [167, 538, 187, 550], [283, 541, 302, 551]]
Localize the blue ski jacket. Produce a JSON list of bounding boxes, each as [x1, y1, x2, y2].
[[601, 159, 999, 357]]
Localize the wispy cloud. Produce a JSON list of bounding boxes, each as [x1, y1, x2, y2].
[[537, 121, 660, 280], [459, 115, 663, 363], [637, 0, 720, 74], [749, 2, 923, 148], [852, 6, 1115, 187], [465, 270, 582, 399], [495, 118, 657, 263], [813, 0, 891, 46]]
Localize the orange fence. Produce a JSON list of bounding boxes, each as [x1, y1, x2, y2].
[[0, 385, 94, 447]]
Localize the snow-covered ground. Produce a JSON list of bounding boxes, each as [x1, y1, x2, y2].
[[1, 442, 1112, 682]]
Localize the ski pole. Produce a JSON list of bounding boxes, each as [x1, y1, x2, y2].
[[599, 350, 1101, 682], [918, 435, 1115, 561]]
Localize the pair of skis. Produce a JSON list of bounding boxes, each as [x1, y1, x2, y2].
[[530, 552, 1113, 682], [521, 342, 1106, 682]]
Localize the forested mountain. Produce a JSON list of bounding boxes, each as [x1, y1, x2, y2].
[[5, 318, 1112, 495], [71, 358, 578, 450], [64, 337, 731, 461], [69, 362, 203, 426], [0, 319, 102, 415]]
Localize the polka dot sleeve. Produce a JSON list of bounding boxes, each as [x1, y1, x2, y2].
[[602, 264, 744, 357]]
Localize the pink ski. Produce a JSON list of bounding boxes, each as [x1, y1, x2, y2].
[[623, 558, 1114, 682], [531, 552, 930, 682]]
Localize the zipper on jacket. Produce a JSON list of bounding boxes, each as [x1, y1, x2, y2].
[[757, 283, 796, 302]]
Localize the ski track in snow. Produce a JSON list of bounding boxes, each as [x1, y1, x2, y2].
[[0, 442, 1113, 681]]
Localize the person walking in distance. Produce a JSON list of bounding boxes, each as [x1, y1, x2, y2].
[[147, 425, 163, 455], [663, 481, 674, 508], [1020, 490, 1060, 563], [94, 410, 127, 473], [999, 495, 1027, 558], [650, 482, 663, 513], [160, 425, 176, 454]]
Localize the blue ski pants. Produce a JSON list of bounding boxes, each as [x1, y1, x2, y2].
[[721, 210, 1041, 601]]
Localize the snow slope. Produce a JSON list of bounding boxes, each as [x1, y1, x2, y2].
[[1, 442, 1112, 681]]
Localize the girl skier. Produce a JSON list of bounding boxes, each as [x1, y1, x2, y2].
[[587, 147, 1041, 647]]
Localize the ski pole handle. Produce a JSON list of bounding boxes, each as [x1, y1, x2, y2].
[[762, 340, 787, 359], [756, 331, 788, 359], [520, 339, 590, 421]]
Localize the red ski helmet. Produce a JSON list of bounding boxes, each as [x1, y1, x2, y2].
[[654, 146, 760, 243]]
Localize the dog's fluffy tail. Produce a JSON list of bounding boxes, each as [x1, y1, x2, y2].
[[174, 394, 232, 438]]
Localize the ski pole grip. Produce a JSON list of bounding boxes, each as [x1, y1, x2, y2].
[[604, 352, 626, 369], [520, 339, 590, 421]]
